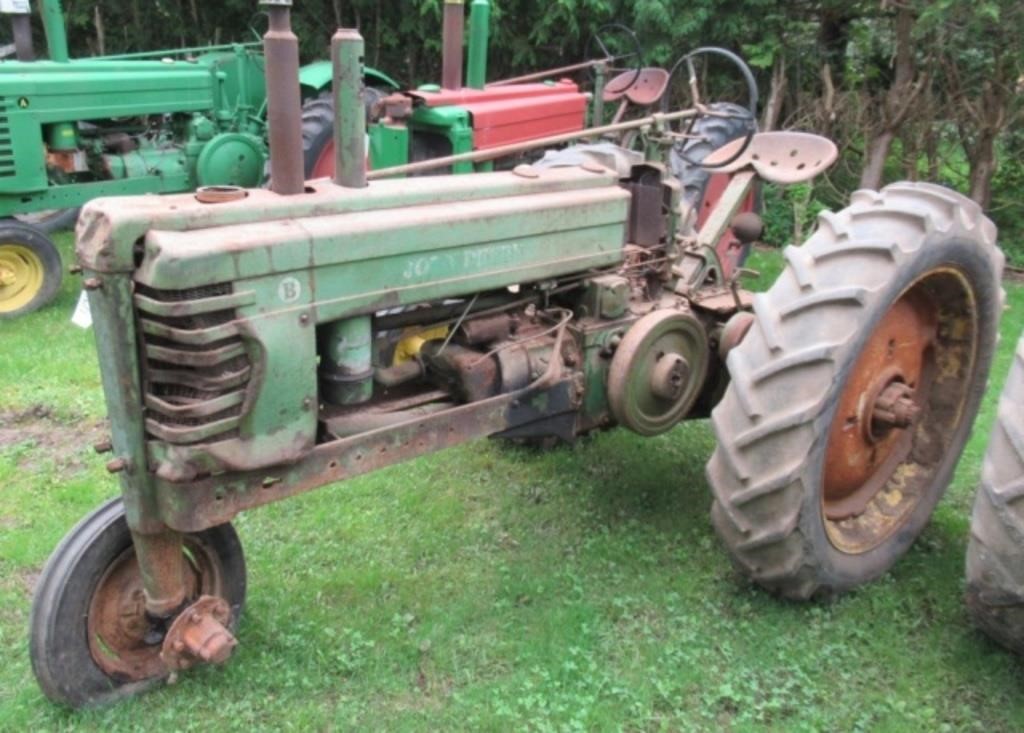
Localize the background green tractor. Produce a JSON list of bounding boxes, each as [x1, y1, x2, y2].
[[0, 0, 397, 319]]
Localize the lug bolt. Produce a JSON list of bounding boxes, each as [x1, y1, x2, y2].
[[83, 277, 102, 291]]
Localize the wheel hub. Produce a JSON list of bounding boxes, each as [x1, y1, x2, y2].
[[822, 288, 937, 522], [650, 353, 690, 400], [0, 243, 45, 312], [87, 540, 221, 681], [869, 380, 921, 435]]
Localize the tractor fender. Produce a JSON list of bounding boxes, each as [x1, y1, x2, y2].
[[298, 61, 400, 98]]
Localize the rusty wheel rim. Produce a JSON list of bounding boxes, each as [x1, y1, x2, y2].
[[87, 540, 223, 681], [822, 268, 978, 555]]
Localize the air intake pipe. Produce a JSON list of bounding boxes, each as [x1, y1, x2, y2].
[[332, 29, 367, 189], [441, 0, 465, 90]]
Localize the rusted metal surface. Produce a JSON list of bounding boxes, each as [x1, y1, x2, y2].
[[489, 59, 609, 87], [379, 93, 414, 121], [606, 310, 709, 436], [86, 534, 215, 680], [459, 313, 515, 344], [730, 212, 763, 244], [823, 287, 937, 521], [625, 172, 665, 247], [604, 67, 669, 105], [262, 1, 304, 195], [423, 343, 501, 402], [703, 131, 839, 185], [332, 29, 367, 189], [160, 596, 237, 671], [195, 186, 248, 204], [872, 381, 921, 430], [367, 108, 698, 179], [130, 529, 187, 616], [155, 317, 575, 532], [717, 310, 754, 360], [87, 547, 169, 681], [441, 0, 465, 91]]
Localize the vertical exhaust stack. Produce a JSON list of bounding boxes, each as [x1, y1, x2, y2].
[[465, 0, 490, 89], [441, 0, 465, 91], [332, 29, 367, 189], [9, 11, 34, 61], [261, 0, 304, 195]]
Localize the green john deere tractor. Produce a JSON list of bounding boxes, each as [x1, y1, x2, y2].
[[0, 0, 397, 319], [28, 1, 1007, 707]]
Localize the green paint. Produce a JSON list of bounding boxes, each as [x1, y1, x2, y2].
[[39, 0, 69, 62], [333, 31, 367, 188], [320, 317, 374, 405], [466, 0, 490, 89], [0, 3, 393, 222], [78, 164, 631, 485]]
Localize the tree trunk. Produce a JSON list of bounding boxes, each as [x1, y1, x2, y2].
[[860, 130, 895, 190], [762, 54, 787, 132], [858, 8, 922, 191], [968, 132, 997, 208], [94, 6, 106, 56]]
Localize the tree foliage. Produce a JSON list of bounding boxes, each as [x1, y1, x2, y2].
[[2, 0, 1021, 257]]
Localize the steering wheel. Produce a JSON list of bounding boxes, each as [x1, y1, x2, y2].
[[662, 47, 759, 169], [583, 24, 644, 92]]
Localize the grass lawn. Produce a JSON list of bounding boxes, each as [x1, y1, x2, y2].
[[1, 236, 1023, 732]]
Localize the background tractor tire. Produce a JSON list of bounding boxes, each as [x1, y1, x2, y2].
[[15, 207, 81, 234], [670, 101, 756, 215], [301, 88, 387, 180], [707, 182, 1003, 600], [0, 219, 63, 319], [966, 332, 1024, 654], [670, 102, 759, 276]]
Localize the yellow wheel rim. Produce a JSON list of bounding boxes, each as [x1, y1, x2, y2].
[[0, 243, 45, 314]]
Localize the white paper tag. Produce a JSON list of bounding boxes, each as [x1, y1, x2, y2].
[[0, 0, 31, 15], [71, 290, 93, 329]]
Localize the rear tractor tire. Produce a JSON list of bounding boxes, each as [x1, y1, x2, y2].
[[966, 332, 1024, 654], [14, 207, 81, 234], [707, 182, 1004, 600], [0, 219, 63, 319]]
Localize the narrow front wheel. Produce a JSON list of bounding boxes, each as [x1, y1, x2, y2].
[[30, 498, 246, 708]]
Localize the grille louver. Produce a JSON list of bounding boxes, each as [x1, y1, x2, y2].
[[0, 99, 15, 179], [134, 283, 256, 445]]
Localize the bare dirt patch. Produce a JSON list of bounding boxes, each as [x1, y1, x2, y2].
[[0, 405, 107, 475]]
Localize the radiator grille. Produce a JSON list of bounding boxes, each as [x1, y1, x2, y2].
[[134, 283, 254, 445], [0, 99, 14, 179]]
